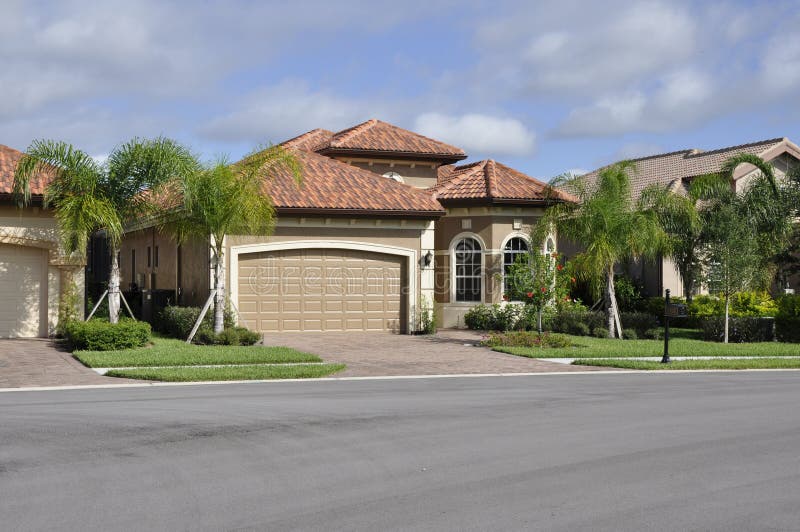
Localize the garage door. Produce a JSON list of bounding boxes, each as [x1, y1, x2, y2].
[[238, 248, 405, 332], [0, 244, 46, 337]]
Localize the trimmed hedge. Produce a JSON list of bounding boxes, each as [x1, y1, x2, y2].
[[482, 331, 571, 348], [65, 319, 151, 351], [194, 326, 261, 346], [700, 317, 775, 343], [463, 304, 524, 331], [620, 312, 659, 336], [550, 310, 605, 336], [157, 305, 235, 339], [775, 295, 800, 342]]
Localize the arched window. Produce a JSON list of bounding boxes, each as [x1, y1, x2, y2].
[[454, 237, 482, 302], [503, 236, 529, 295]]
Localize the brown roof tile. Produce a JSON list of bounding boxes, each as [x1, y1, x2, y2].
[[582, 137, 792, 199], [432, 159, 575, 204], [0, 144, 54, 196], [261, 148, 445, 216], [312, 119, 467, 161]]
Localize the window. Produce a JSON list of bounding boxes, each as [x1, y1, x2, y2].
[[131, 249, 136, 287], [147, 246, 151, 268], [503, 237, 529, 296], [454, 237, 482, 302], [155, 246, 159, 268]]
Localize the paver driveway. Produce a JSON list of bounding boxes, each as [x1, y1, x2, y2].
[[0, 339, 138, 389], [264, 329, 610, 377]]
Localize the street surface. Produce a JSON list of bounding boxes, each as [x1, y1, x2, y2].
[[2, 372, 799, 531]]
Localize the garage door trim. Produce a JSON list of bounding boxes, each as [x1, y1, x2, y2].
[[229, 240, 417, 333]]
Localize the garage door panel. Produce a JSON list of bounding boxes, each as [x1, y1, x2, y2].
[[0, 244, 46, 338], [239, 248, 404, 333]]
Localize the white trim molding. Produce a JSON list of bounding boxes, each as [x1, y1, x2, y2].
[[228, 239, 418, 334]]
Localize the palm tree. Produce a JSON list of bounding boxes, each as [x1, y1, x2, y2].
[[540, 161, 665, 338], [14, 138, 197, 323], [168, 145, 301, 334], [639, 174, 731, 302]]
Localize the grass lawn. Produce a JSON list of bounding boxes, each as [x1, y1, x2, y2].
[[74, 337, 322, 368], [106, 364, 346, 381], [494, 329, 800, 359], [573, 358, 800, 370]]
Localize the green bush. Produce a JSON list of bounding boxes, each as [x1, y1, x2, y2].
[[463, 304, 523, 331], [622, 329, 638, 340], [644, 328, 663, 340], [700, 317, 775, 343], [614, 275, 644, 312], [65, 319, 151, 351], [690, 292, 777, 318], [194, 326, 261, 346], [482, 331, 571, 348], [550, 310, 604, 336], [158, 305, 235, 339], [593, 327, 609, 338], [620, 312, 659, 336], [775, 295, 800, 342]]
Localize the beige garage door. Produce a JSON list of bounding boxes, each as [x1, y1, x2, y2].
[[238, 248, 405, 332], [0, 244, 46, 338]]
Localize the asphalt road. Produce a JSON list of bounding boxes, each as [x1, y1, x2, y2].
[[2, 373, 800, 531]]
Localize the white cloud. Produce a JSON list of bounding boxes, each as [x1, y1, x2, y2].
[[761, 34, 800, 93], [201, 80, 380, 144], [414, 113, 536, 156]]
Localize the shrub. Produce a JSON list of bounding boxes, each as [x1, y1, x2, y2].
[[593, 327, 609, 338], [65, 319, 151, 351], [620, 312, 659, 336], [158, 305, 235, 339], [614, 275, 643, 312], [775, 295, 800, 342], [622, 329, 638, 340], [194, 326, 261, 346], [463, 304, 522, 331], [700, 317, 775, 343], [643, 328, 663, 340], [483, 331, 571, 348], [550, 310, 604, 336], [690, 292, 776, 318]]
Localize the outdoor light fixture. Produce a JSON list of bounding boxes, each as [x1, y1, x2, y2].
[[421, 250, 433, 267]]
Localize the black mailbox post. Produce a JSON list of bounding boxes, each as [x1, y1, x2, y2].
[[662, 289, 688, 363]]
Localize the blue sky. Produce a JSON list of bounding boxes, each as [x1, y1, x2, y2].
[[2, 0, 799, 180]]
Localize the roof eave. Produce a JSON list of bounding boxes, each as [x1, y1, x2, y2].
[[274, 206, 446, 219]]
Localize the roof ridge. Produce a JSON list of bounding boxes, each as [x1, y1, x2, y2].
[[280, 128, 333, 151], [432, 160, 487, 197], [331, 119, 378, 145], [485, 159, 497, 198], [683, 137, 787, 158]]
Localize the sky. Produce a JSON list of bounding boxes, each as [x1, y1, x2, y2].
[[1, 0, 800, 180]]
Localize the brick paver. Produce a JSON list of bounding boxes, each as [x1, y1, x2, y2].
[[0, 339, 139, 389], [264, 329, 613, 377]]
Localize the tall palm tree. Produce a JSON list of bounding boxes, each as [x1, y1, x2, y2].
[[639, 174, 731, 302], [540, 161, 665, 338], [168, 145, 301, 334], [14, 138, 197, 323]]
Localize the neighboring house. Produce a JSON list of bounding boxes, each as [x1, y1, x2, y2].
[[581, 137, 800, 298], [0, 144, 84, 337], [119, 119, 571, 333]]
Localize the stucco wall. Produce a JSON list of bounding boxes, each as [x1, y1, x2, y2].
[[339, 158, 439, 189]]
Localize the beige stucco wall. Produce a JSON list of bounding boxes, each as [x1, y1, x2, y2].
[[336, 158, 440, 189], [0, 204, 84, 336], [433, 205, 547, 328]]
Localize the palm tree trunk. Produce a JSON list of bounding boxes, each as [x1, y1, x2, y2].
[[606, 270, 615, 338], [724, 295, 730, 344], [607, 266, 623, 339], [213, 246, 225, 334], [108, 245, 121, 324], [683, 276, 694, 303]]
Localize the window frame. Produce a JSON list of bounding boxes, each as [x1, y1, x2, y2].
[[449, 233, 485, 303], [502, 234, 530, 299]]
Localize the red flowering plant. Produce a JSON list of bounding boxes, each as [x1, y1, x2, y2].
[[503, 248, 574, 332]]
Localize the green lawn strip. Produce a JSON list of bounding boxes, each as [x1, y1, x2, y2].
[[106, 363, 346, 381], [74, 337, 321, 368], [494, 334, 800, 359], [571, 358, 800, 370]]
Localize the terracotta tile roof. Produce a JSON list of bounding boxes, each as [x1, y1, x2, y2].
[[0, 144, 54, 196], [281, 128, 334, 153], [432, 159, 575, 204], [261, 147, 445, 216], [310, 119, 466, 161], [582, 137, 793, 199]]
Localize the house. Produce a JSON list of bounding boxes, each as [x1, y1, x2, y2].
[[581, 137, 800, 298], [119, 119, 571, 333], [0, 144, 83, 337]]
